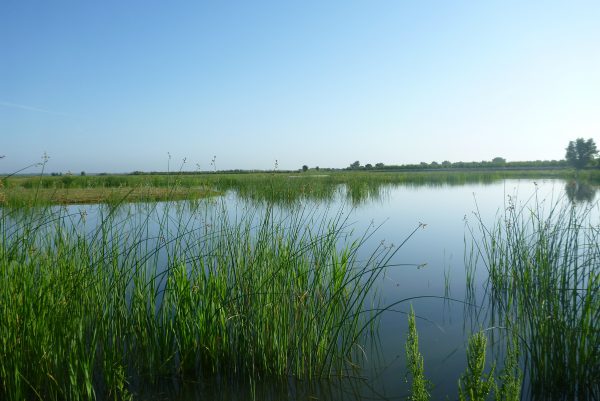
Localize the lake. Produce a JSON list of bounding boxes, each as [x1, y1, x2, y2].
[[2, 177, 597, 400]]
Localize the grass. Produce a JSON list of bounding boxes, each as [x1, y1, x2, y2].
[[405, 306, 430, 401], [404, 308, 521, 401], [3, 168, 598, 206], [0, 198, 411, 400], [468, 194, 599, 400], [0, 186, 218, 207], [458, 332, 495, 401]]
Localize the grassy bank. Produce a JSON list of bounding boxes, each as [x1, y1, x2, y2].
[[0, 200, 410, 400], [3, 168, 599, 206], [0, 186, 218, 207]]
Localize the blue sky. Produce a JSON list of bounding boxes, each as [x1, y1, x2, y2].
[[1, 1, 599, 173]]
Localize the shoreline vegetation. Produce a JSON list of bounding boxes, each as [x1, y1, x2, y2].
[[1, 168, 599, 206], [0, 201, 413, 400], [0, 168, 597, 400]]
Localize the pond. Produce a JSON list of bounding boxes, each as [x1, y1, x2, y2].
[[2, 178, 598, 400]]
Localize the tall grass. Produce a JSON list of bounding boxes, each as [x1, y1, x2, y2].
[[469, 195, 599, 400], [0, 198, 409, 400], [403, 308, 521, 401], [5, 169, 597, 206], [405, 306, 430, 401]]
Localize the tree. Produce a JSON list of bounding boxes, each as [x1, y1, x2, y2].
[[492, 157, 506, 164], [365, 163, 373, 169], [375, 162, 384, 169], [350, 161, 361, 169], [302, 165, 308, 172], [565, 138, 598, 170]]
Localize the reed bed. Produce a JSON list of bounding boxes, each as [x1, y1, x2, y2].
[[469, 196, 599, 400], [0, 199, 408, 400], [5, 169, 597, 206]]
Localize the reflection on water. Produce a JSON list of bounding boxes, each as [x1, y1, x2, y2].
[[2, 178, 596, 400], [565, 180, 598, 203]]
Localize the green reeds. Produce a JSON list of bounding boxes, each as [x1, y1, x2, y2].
[[405, 306, 430, 401], [5, 169, 598, 206], [0, 200, 403, 400], [403, 310, 521, 401], [458, 332, 495, 401], [469, 196, 599, 400]]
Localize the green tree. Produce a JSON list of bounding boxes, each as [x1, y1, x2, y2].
[[365, 163, 373, 169], [565, 138, 598, 169], [350, 161, 361, 169], [302, 165, 308, 172], [492, 157, 506, 164]]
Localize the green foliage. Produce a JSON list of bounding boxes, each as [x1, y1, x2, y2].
[[403, 314, 522, 401], [405, 306, 430, 401], [469, 197, 599, 399], [495, 337, 521, 401], [565, 137, 598, 169], [0, 201, 403, 399], [302, 165, 309, 172], [458, 332, 495, 401], [5, 169, 600, 207]]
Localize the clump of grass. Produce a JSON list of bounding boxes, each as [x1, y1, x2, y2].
[[0, 199, 408, 400], [458, 332, 495, 401], [495, 336, 521, 401], [405, 305, 430, 401], [403, 311, 521, 401], [469, 195, 599, 399]]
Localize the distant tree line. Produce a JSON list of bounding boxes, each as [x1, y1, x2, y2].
[[346, 158, 569, 171]]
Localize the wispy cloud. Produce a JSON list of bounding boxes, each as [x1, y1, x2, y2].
[[0, 100, 70, 116]]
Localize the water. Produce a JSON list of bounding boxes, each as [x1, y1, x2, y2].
[[5, 178, 597, 400]]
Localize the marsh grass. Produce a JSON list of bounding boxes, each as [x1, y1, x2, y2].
[[0, 196, 411, 400], [1, 186, 218, 207], [403, 310, 521, 401], [458, 332, 495, 401], [469, 195, 599, 400], [405, 306, 430, 401], [5, 169, 598, 206]]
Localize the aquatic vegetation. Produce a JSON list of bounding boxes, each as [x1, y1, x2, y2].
[[403, 313, 521, 401], [5, 169, 598, 206], [469, 196, 600, 400], [458, 332, 495, 401], [0, 200, 409, 400], [405, 306, 430, 401]]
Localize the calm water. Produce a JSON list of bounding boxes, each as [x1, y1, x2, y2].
[[13, 178, 598, 400]]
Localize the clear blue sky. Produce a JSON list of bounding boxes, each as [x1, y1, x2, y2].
[[1, 1, 599, 173]]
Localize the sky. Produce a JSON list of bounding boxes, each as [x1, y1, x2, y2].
[[1, 1, 599, 173]]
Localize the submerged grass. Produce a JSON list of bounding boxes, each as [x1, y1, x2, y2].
[[0, 199, 407, 400], [469, 195, 599, 400]]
